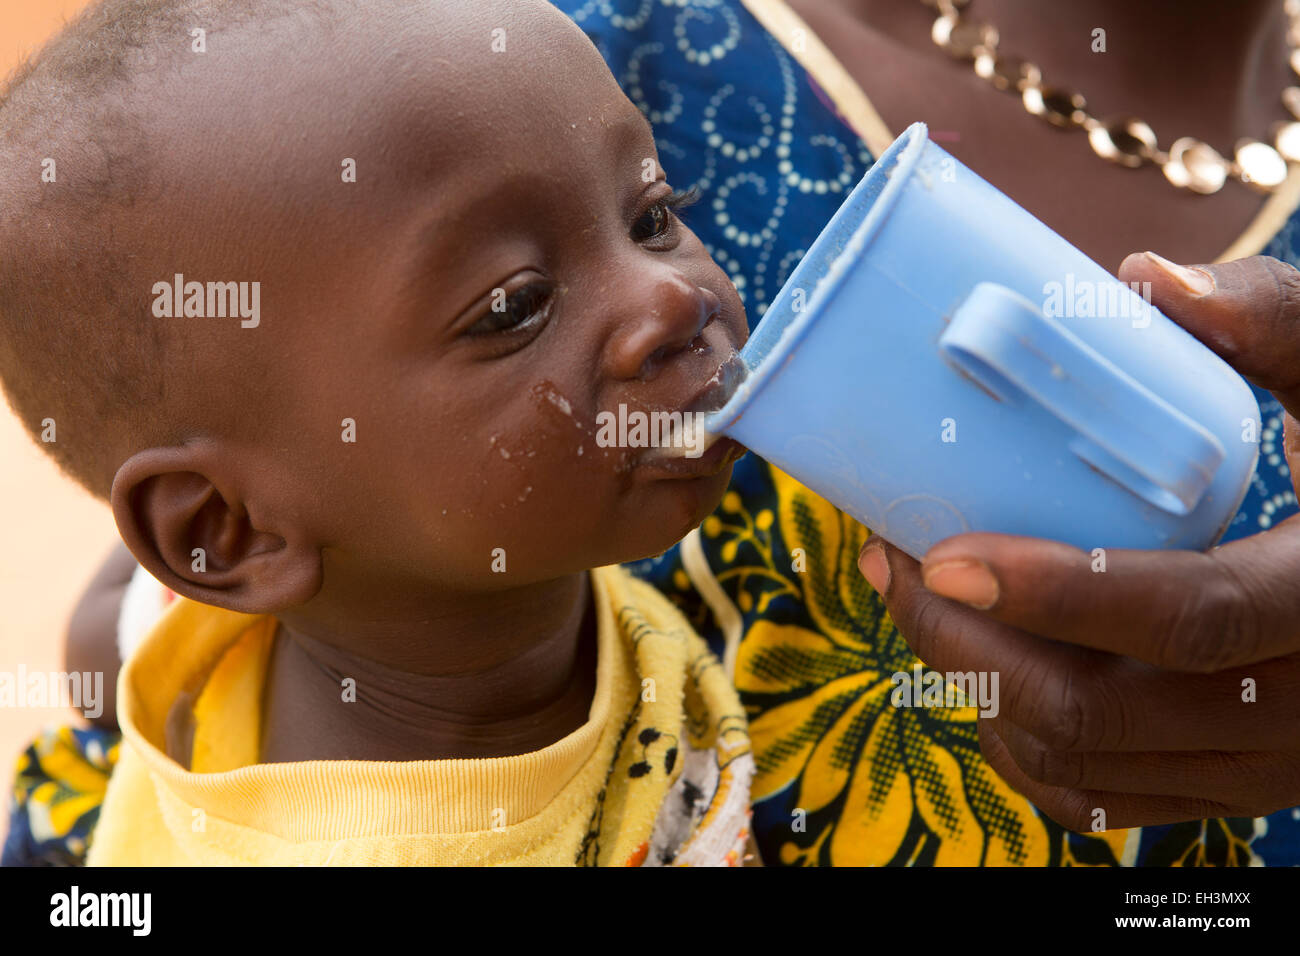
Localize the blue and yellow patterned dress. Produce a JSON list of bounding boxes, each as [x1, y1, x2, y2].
[[7, 0, 1300, 866]]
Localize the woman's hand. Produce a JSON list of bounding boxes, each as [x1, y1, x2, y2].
[[858, 253, 1300, 830]]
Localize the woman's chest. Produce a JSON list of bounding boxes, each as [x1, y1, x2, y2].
[[782, 0, 1278, 268]]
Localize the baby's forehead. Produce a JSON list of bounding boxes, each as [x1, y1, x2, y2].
[[104, 0, 660, 351], [141, 0, 649, 208]]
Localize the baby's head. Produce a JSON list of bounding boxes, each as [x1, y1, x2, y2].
[[0, 0, 748, 617]]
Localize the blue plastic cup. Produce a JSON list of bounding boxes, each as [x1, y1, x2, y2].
[[704, 122, 1261, 561]]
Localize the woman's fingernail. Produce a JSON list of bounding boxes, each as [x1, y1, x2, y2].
[[922, 558, 999, 609], [1143, 251, 1215, 296], [859, 542, 890, 595]]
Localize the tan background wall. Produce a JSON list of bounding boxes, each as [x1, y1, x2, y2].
[[0, 0, 111, 850]]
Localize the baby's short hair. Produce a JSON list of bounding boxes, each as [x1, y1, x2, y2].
[[0, 0, 335, 498]]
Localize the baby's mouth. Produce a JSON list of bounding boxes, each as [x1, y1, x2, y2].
[[683, 351, 748, 415], [640, 352, 748, 461]]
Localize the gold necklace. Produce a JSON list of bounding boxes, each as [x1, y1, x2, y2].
[[922, 0, 1300, 194]]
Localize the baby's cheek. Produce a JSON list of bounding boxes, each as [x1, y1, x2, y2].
[[413, 380, 646, 572], [524, 379, 632, 476], [716, 277, 749, 342], [466, 381, 619, 512]]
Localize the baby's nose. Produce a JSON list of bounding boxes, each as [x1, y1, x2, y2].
[[607, 272, 722, 381]]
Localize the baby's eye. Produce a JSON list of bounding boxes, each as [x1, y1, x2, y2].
[[631, 185, 701, 242], [467, 281, 553, 336], [631, 202, 671, 242]]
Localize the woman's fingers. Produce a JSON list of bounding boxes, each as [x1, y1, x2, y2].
[[911, 521, 1300, 671], [975, 720, 1249, 831], [860, 534, 1300, 752], [988, 714, 1300, 811]]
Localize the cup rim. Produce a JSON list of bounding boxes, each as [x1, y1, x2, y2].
[[704, 121, 931, 435]]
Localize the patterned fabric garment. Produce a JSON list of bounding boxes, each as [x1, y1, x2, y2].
[[12, 565, 754, 867], [4, 727, 118, 867], [560, 0, 1300, 865]]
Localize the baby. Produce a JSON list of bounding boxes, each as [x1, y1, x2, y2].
[[0, 0, 756, 865]]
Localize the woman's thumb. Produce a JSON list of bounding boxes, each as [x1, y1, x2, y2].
[[1118, 252, 1300, 419]]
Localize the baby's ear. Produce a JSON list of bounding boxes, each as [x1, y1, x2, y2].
[[109, 444, 321, 614]]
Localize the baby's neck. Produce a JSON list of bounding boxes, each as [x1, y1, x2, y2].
[[257, 571, 598, 761]]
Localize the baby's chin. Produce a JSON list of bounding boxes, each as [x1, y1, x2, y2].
[[617, 457, 742, 563]]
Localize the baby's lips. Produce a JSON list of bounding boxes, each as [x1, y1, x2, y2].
[[683, 352, 748, 415], [633, 353, 750, 463]]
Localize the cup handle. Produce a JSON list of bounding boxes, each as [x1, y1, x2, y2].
[[937, 282, 1225, 516]]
